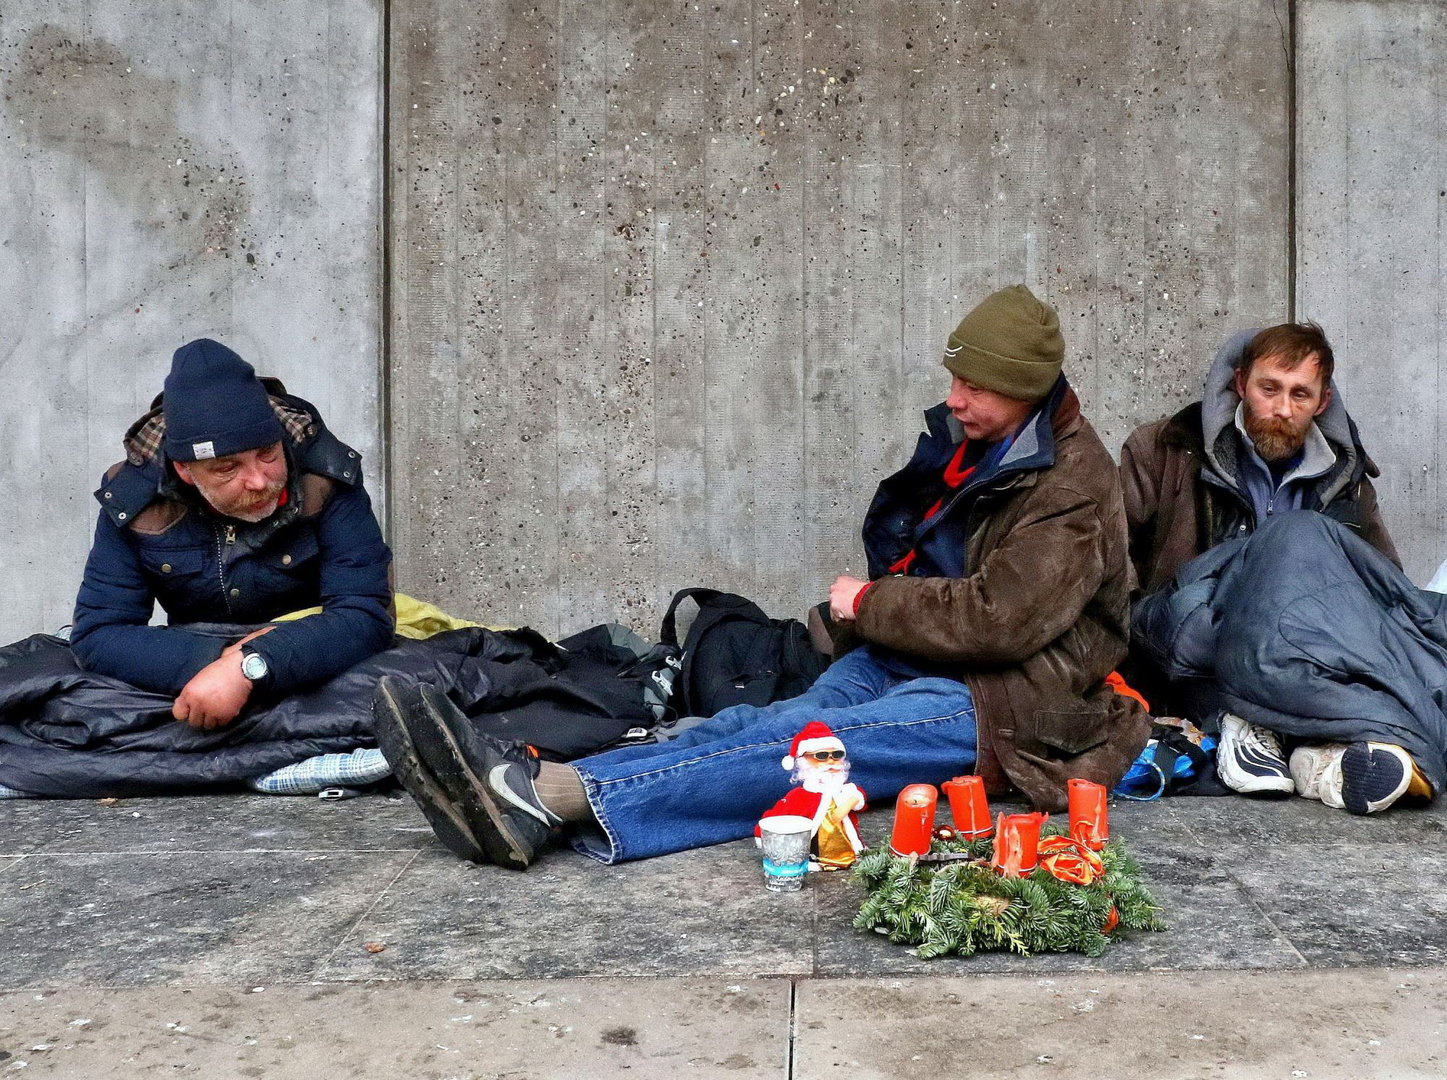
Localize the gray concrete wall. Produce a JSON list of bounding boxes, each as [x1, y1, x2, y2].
[[1298, 0, 1446, 585], [0, 2, 383, 643], [388, 0, 1291, 637]]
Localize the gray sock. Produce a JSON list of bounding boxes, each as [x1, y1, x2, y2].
[[533, 761, 594, 824]]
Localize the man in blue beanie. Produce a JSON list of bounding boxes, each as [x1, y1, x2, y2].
[[70, 338, 395, 729]]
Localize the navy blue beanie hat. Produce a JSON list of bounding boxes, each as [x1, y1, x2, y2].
[[163, 339, 284, 462]]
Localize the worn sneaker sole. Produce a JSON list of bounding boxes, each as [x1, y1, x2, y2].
[[1341, 742, 1413, 815], [371, 678, 487, 863], [409, 683, 540, 871]]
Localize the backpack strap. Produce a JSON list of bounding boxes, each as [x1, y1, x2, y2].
[[659, 588, 734, 648], [1154, 727, 1211, 793]]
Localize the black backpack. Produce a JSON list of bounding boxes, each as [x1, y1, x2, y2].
[[659, 588, 831, 718]]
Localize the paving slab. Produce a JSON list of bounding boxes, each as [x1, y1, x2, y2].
[[317, 843, 817, 981], [0, 850, 417, 989], [2, 789, 1445, 988], [1168, 790, 1447, 849], [0, 791, 434, 856], [0, 979, 791, 1079], [3, 970, 1444, 1079], [795, 968, 1447, 1080], [1228, 841, 1447, 968]]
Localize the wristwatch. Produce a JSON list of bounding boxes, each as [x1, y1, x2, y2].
[[240, 649, 270, 685]]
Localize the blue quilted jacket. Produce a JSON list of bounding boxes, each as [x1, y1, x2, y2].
[[71, 385, 394, 696]]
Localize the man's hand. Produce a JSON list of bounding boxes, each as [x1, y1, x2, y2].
[[174, 651, 253, 730], [829, 576, 870, 623]]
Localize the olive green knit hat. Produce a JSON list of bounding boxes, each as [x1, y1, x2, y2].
[[942, 284, 1064, 401]]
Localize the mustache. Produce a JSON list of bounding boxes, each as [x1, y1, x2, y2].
[[1251, 418, 1296, 437], [252, 478, 287, 500], [1244, 413, 1308, 462]]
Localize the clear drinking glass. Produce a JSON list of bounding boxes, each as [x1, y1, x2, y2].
[[758, 815, 813, 892]]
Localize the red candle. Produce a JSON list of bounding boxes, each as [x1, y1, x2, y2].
[[1068, 778, 1109, 851], [991, 812, 1046, 877], [940, 775, 992, 839], [889, 784, 939, 856]]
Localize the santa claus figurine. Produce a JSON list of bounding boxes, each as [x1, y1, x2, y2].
[[755, 721, 867, 870]]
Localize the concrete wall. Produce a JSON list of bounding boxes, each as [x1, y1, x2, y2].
[[1298, 0, 1446, 585], [0, 2, 383, 643], [388, 0, 1291, 637], [11, 1, 1441, 649]]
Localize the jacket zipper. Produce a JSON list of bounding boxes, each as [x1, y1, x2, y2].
[[216, 524, 236, 615]]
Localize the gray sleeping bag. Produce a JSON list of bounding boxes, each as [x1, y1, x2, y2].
[[1132, 510, 1447, 792]]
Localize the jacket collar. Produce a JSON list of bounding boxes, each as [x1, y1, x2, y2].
[[94, 389, 358, 531], [924, 374, 1078, 511]]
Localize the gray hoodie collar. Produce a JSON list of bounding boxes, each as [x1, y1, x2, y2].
[[1200, 328, 1360, 505]]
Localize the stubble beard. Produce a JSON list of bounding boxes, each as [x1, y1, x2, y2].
[[204, 480, 286, 523]]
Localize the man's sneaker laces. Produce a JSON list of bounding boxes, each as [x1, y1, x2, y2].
[[1216, 713, 1294, 795]]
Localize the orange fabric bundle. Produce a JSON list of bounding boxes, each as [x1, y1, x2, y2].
[[1037, 834, 1105, 886]]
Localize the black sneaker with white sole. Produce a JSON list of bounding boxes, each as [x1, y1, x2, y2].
[[371, 677, 487, 863], [408, 683, 560, 871], [1216, 712, 1294, 796]]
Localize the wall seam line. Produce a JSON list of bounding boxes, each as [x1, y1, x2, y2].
[[1287, 0, 1298, 321], [379, 0, 395, 546]]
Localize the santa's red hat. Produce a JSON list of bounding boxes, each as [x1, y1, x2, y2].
[[782, 721, 845, 770]]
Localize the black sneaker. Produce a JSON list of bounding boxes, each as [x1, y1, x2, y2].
[[371, 677, 486, 863], [408, 683, 560, 871]]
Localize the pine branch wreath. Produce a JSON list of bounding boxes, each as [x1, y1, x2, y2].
[[852, 825, 1166, 958]]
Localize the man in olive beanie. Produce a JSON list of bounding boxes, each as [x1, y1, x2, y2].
[[71, 338, 394, 731], [942, 283, 1065, 401], [374, 284, 1150, 872]]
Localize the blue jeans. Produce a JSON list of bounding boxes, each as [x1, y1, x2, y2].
[[570, 645, 978, 863]]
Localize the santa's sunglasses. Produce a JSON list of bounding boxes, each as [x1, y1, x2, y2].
[[802, 749, 846, 763]]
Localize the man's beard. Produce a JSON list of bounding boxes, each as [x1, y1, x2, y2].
[[1243, 410, 1309, 463], [203, 480, 286, 522]]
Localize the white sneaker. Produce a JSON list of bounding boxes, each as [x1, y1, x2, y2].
[[1290, 741, 1416, 815], [1216, 713, 1294, 795], [1288, 743, 1349, 808]]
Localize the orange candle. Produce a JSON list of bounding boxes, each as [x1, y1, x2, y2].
[[991, 812, 1046, 876], [889, 784, 939, 856], [940, 775, 992, 839], [1067, 778, 1109, 851]]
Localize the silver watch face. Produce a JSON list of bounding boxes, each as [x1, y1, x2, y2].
[[242, 652, 268, 681]]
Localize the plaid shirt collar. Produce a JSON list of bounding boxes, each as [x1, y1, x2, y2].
[[124, 397, 314, 467]]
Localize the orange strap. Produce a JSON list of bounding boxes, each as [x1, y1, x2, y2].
[[1104, 671, 1149, 713]]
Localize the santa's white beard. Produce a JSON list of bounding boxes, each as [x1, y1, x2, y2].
[[796, 762, 851, 793]]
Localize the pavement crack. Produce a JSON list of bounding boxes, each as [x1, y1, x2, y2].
[[310, 846, 422, 980], [786, 978, 798, 1079], [1173, 803, 1310, 969]]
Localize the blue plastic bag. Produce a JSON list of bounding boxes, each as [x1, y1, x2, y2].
[[1113, 719, 1218, 801]]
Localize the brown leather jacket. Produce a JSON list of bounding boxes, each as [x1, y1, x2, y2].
[[850, 386, 1151, 811], [1120, 404, 1397, 598]]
